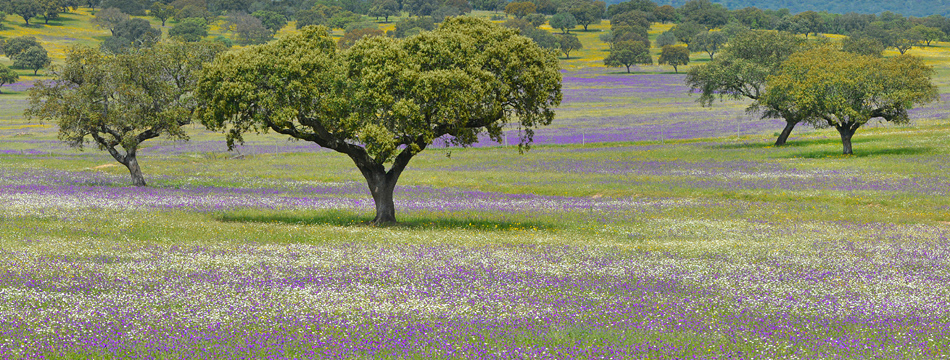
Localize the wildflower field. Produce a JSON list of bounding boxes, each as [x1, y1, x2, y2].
[[2, 10, 950, 360]]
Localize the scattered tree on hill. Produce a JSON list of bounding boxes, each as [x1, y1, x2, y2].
[[388, 16, 435, 37], [532, 0, 556, 15], [368, 0, 398, 22], [658, 45, 689, 73], [557, 33, 582, 58], [685, 30, 805, 146], [0, 11, 6, 30], [295, 9, 325, 29], [568, 0, 604, 31], [169, 17, 208, 42], [763, 48, 937, 155], [12, 45, 49, 74], [26, 41, 225, 186], [0, 65, 18, 94], [549, 11, 576, 33], [100, 0, 145, 15], [38, 0, 61, 24], [1, 36, 42, 57], [526, 13, 546, 27], [842, 35, 884, 57], [505, 1, 535, 19], [679, 0, 728, 29], [100, 18, 160, 53], [656, 31, 676, 47], [912, 25, 944, 46], [403, 0, 437, 17], [150, 2, 175, 26], [611, 10, 651, 29], [654, 4, 676, 23], [506, 19, 558, 49], [227, 12, 272, 44], [8, 0, 41, 25], [92, 7, 129, 35], [689, 31, 727, 60], [790, 10, 823, 37], [252, 10, 287, 33], [671, 21, 706, 46], [891, 28, 922, 54], [605, 0, 655, 19], [337, 27, 383, 49], [195, 19, 562, 224], [604, 40, 651, 73]]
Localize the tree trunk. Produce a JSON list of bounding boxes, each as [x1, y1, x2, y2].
[[363, 168, 398, 225], [836, 125, 856, 155], [125, 153, 148, 187], [774, 119, 798, 146]]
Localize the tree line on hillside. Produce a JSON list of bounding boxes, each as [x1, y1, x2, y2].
[[639, 0, 950, 18]]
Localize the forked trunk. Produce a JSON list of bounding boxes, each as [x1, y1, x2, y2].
[[365, 171, 397, 225], [774, 119, 799, 146], [837, 125, 857, 155]]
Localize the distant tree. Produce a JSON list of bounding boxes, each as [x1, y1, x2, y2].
[[92, 7, 128, 35], [521, 26, 559, 49], [612, 25, 649, 45], [569, 0, 604, 31], [654, 4, 676, 23], [671, 21, 706, 46], [658, 45, 689, 73], [174, 5, 211, 21], [721, 21, 750, 39], [169, 17, 208, 42], [150, 2, 175, 26], [431, 5, 463, 22], [403, 0, 437, 17], [733, 6, 768, 29], [444, 0, 472, 14], [100, 0, 145, 15], [599, 31, 613, 48], [210, 0, 251, 13], [791, 10, 823, 38], [688, 31, 727, 60], [251, 10, 287, 33], [470, 0, 504, 12], [604, 40, 650, 73], [100, 18, 160, 54], [38, 0, 62, 24], [227, 12, 271, 44], [195, 19, 562, 224], [685, 30, 805, 146], [912, 25, 944, 46], [337, 27, 383, 49], [505, 1, 534, 19], [842, 35, 884, 57], [12, 46, 49, 75], [557, 32, 582, 58], [891, 28, 922, 54], [525, 13, 545, 27], [27, 42, 225, 186], [295, 9, 325, 28], [532, 0, 556, 15], [679, 0, 728, 29], [8, 0, 41, 25], [549, 11, 575, 33], [764, 48, 937, 155], [389, 16, 435, 37], [655, 31, 676, 47], [610, 10, 651, 29], [0, 11, 6, 30], [367, 0, 398, 22], [1, 36, 42, 57], [605, 0, 656, 19], [0, 65, 18, 94]]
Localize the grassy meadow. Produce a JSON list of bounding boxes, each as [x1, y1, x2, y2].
[[1, 8, 950, 359]]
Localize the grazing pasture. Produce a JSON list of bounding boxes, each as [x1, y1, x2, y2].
[[2, 9, 950, 359]]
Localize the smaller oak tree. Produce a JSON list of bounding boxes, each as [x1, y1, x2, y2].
[[604, 40, 651, 73], [658, 45, 689, 73]]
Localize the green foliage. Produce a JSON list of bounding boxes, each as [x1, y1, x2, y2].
[[37, 0, 61, 25], [912, 25, 945, 46], [0, 65, 18, 93], [841, 35, 884, 57], [612, 24, 649, 45], [251, 10, 287, 33], [671, 21, 706, 45], [688, 30, 727, 59], [611, 10, 651, 29], [337, 27, 383, 49], [92, 7, 129, 35], [568, 0, 604, 31], [505, 1, 535, 19], [606, 0, 656, 19], [763, 48, 938, 154], [549, 11, 576, 33], [100, 18, 160, 54], [326, 10, 361, 30], [169, 17, 208, 42], [1, 36, 41, 57], [403, 0, 438, 17], [655, 31, 677, 47], [389, 16, 435, 38], [195, 18, 562, 223], [367, 0, 398, 22], [12, 45, 49, 74], [557, 32, 582, 58], [100, 0, 146, 15], [295, 9, 325, 29], [7, 0, 40, 25], [679, 0, 728, 28], [654, 4, 676, 23], [227, 12, 272, 45], [604, 40, 651, 73], [150, 2, 175, 26], [26, 41, 225, 186], [658, 45, 689, 73], [525, 13, 546, 27]]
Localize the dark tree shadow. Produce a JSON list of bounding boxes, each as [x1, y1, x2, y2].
[[216, 209, 558, 231]]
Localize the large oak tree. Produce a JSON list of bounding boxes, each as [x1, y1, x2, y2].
[[196, 18, 562, 224], [763, 47, 937, 155]]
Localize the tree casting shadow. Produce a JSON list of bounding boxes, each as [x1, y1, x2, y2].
[[216, 210, 557, 231]]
